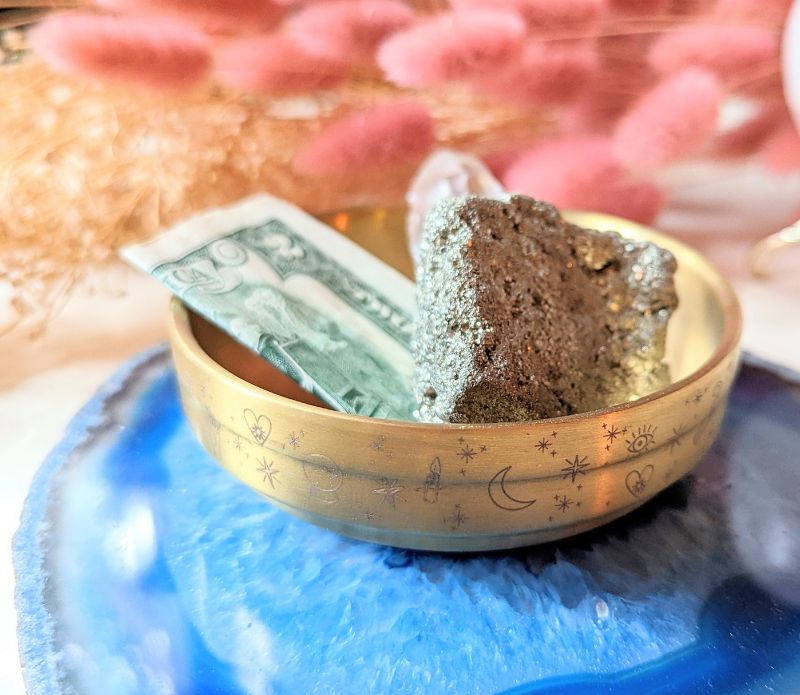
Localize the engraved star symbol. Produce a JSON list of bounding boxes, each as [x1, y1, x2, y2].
[[373, 479, 403, 507], [460, 467, 468, 477], [551, 431, 558, 439], [561, 455, 590, 484], [445, 504, 468, 530], [667, 424, 687, 453], [287, 431, 302, 449], [602, 423, 624, 446], [550, 450, 558, 457], [231, 435, 242, 451], [536, 438, 551, 452], [555, 495, 573, 513], [371, 435, 385, 452], [576, 483, 583, 491], [256, 457, 279, 489], [458, 446, 477, 462], [480, 445, 488, 453]]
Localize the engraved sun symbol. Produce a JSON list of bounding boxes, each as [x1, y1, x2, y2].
[[373, 478, 403, 507], [458, 445, 477, 462], [667, 424, 687, 453], [554, 495, 573, 513], [561, 455, 590, 484], [445, 504, 468, 530], [536, 438, 551, 452], [256, 457, 279, 489], [626, 425, 657, 456], [286, 431, 304, 449]]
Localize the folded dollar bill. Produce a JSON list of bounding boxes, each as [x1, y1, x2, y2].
[[122, 194, 417, 420]]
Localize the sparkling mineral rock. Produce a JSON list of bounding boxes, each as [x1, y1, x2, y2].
[[414, 195, 678, 423]]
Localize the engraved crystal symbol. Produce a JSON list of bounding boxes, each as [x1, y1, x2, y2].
[[422, 457, 442, 503]]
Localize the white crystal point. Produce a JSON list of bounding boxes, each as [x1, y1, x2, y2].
[[405, 149, 505, 267]]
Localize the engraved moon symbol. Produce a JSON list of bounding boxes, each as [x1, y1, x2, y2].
[[488, 466, 536, 511]]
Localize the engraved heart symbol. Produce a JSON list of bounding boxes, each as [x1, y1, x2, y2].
[[625, 465, 654, 497], [243, 408, 271, 446]]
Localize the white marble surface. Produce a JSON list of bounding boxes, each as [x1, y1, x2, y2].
[[0, 178, 798, 693]]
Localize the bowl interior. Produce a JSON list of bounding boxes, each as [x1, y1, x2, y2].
[[190, 207, 733, 405]]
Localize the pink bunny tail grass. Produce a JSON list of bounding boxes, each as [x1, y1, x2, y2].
[[292, 101, 435, 177], [449, 0, 605, 32], [377, 10, 525, 88], [503, 138, 664, 224], [287, 0, 414, 63], [711, 103, 787, 157], [564, 32, 657, 130], [475, 41, 598, 106], [96, 0, 284, 34], [760, 125, 800, 172], [29, 12, 210, 91], [649, 25, 778, 83], [214, 36, 347, 93], [713, 0, 792, 24], [607, 0, 671, 16], [613, 68, 722, 170]]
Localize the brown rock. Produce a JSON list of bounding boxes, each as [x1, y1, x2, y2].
[[414, 195, 678, 423]]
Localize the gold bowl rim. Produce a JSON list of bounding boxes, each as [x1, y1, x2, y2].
[[168, 211, 742, 431]]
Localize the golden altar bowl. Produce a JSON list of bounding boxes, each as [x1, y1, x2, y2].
[[168, 208, 742, 552]]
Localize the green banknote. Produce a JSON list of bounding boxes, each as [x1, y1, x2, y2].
[[122, 195, 417, 420]]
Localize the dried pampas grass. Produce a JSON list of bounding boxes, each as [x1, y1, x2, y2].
[[0, 59, 547, 334]]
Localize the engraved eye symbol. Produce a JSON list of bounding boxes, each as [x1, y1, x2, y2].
[[626, 425, 656, 454]]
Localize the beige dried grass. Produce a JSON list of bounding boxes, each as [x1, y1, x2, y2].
[[0, 58, 546, 335]]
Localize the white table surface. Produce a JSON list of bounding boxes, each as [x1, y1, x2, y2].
[[1, 171, 799, 693]]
